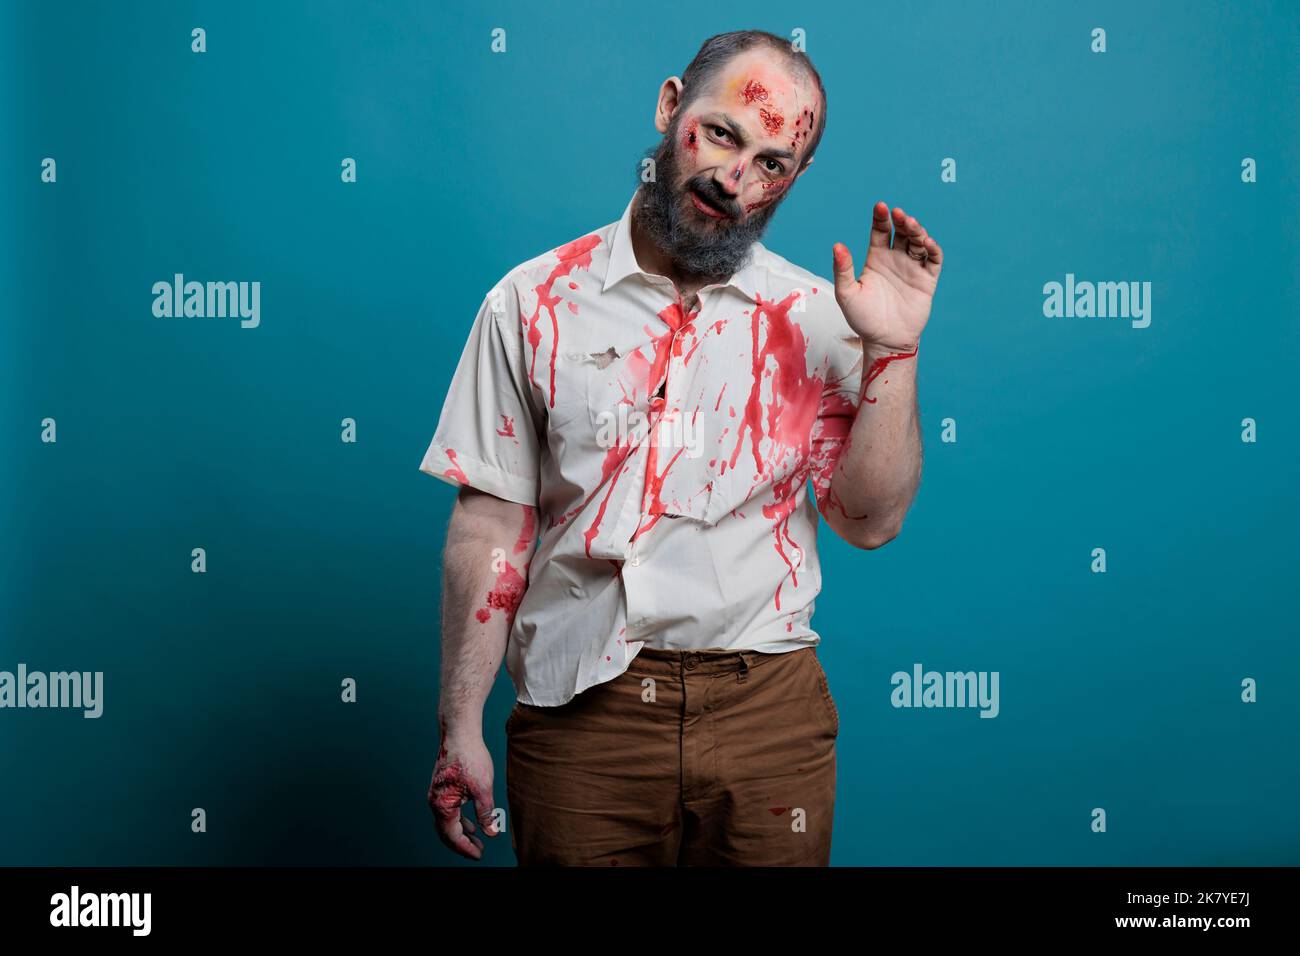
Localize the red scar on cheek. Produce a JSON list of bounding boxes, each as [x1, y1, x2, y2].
[[682, 117, 699, 154], [743, 177, 791, 213], [740, 79, 769, 104], [759, 107, 784, 135]]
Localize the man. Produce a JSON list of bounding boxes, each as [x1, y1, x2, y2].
[[422, 30, 943, 866]]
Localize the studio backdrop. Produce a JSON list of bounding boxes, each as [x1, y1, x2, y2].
[[2, 0, 1297, 865]]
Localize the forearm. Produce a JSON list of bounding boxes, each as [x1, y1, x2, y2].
[[825, 341, 923, 547], [438, 491, 538, 737]]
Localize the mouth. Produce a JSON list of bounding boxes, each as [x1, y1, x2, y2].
[[688, 189, 729, 220]]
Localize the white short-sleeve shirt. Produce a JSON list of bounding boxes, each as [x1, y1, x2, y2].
[[420, 189, 865, 705]]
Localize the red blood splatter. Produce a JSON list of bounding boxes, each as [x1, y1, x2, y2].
[[496, 414, 516, 438], [572, 443, 633, 556], [545, 413, 634, 551], [633, 417, 689, 543], [683, 117, 699, 154], [726, 291, 827, 609], [431, 717, 478, 831], [768, 806, 790, 816], [475, 561, 526, 624], [744, 177, 791, 213], [759, 107, 784, 135], [808, 389, 865, 520], [551, 296, 721, 554], [741, 80, 769, 104], [512, 505, 536, 555], [431, 759, 474, 821], [522, 234, 602, 409], [629, 298, 706, 542], [803, 349, 916, 524], [861, 348, 918, 404], [443, 448, 470, 483]]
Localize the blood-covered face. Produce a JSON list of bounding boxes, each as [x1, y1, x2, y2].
[[673, 51, 819, 224], [635, 49, 822, 279]]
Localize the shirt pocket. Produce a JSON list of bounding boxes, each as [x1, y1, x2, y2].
[[543, 348, 600, 430]]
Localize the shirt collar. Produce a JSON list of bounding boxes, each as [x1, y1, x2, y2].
[[602, 188, 763, 301]]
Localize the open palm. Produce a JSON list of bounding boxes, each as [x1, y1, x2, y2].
[[832, 203, 943, 352]]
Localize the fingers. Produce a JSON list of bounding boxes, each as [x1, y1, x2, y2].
[[924, 236, 944, 269], [868, 201, 891, 250], [891, 207, 920, 255], [430, 763, 491, 860], [434, 801, 484, 860], [460, 815, 486, 853], [469, 779, 502, 838], [890, 206, 942, 273], [832, 242, 857, 302]]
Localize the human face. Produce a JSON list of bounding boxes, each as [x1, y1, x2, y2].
[[634, 49, 821, 279], [666, 49, 820, 228]]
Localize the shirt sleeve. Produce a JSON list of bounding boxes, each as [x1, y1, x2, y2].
[[809, 319, 865, 514], [418, 278, 544, 507]]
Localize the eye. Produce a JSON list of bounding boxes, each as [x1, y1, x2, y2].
[[762, 159, 783, 173], [710, 125, 732, 142]]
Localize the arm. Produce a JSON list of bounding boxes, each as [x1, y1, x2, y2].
[[823, 342, 923, 549], [826, 201, 943, 550], [429, 485, 538, 860]]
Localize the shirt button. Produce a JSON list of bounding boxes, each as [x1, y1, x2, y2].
[[630, 554, 641, 566]]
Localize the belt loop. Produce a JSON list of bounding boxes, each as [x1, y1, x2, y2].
[[736, 653, 749, 683]]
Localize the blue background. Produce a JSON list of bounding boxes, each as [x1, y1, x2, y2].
[[2, 0, 1297, 865]]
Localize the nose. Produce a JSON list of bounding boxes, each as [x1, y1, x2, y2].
[[715, 165, 745, 197]]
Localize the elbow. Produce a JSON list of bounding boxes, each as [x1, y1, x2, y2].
[[854, 518, 903, 551]]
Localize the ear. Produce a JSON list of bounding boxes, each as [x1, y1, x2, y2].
[[794, 155, 815, 180], [654, 76, 685, 134]]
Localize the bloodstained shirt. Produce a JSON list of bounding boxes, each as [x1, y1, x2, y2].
[[420, 189, 865, 706]]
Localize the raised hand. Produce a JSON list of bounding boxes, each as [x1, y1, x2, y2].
[[832, 202, 943, 352]]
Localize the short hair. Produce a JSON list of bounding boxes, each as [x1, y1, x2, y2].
[[678, 30, 827, 167]]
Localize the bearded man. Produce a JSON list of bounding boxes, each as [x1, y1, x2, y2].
[[422, 29, 943, 866]]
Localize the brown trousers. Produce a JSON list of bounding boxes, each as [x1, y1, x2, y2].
[[505, 646, 838, 866]]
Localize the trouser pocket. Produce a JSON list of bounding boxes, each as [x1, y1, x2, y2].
[[810, 653, 840, 738]]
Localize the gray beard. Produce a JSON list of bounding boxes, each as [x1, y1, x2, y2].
[[632, 129, 783, 283]]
